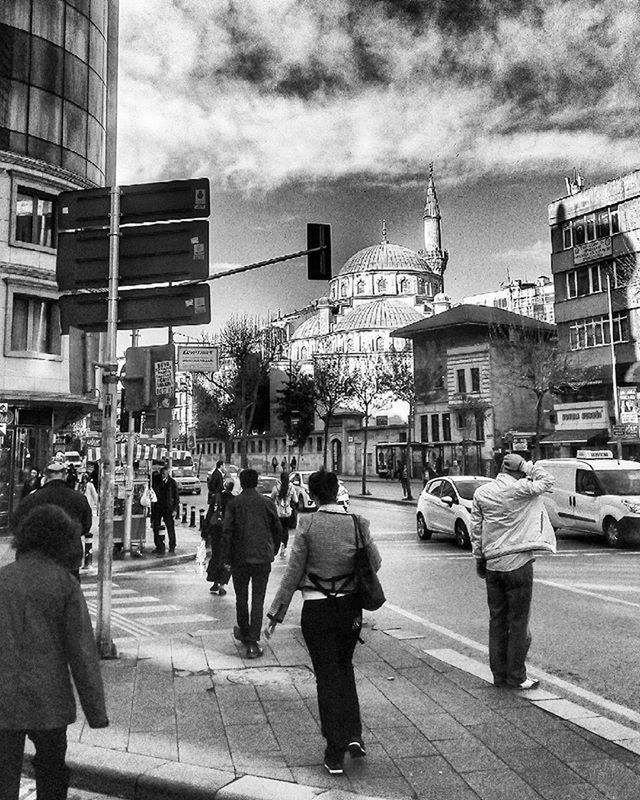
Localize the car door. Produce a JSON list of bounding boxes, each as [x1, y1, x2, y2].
[[436, 479, 460, 536], [421, 479, 445, 531], [571, 468, 601, 533]]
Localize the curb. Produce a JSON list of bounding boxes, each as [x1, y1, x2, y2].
[[23, 740, 390, 800]]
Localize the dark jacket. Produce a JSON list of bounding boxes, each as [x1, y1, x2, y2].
[[12, 479, 92, 571], [207, 468, 224, 506], [152, 473, 180, 513], [221, 488, 282, 567], [0, 552, 107, 730]]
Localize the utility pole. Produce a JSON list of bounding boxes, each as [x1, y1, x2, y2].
[[123, 329, 139, 555]]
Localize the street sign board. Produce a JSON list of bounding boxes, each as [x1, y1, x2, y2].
[[177, 345, 218, 372], [57, 178, 211, 230], [59, 284, 211, 333], [56, 219, 209, 290]]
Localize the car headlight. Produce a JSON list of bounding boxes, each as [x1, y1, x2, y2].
[[621, 499, 640, 515]]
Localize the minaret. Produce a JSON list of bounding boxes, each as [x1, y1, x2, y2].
[[423, 163, 442, 252]]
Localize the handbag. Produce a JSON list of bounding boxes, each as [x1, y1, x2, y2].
[[352, 515, 385, 611]]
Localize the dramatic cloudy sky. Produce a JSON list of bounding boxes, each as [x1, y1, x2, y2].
[[116, 0, 640, 335]]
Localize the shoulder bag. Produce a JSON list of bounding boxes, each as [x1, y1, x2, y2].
[[352, 514, 385, 611]]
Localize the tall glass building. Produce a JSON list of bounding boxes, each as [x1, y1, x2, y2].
[[0, 0, 117, 530]]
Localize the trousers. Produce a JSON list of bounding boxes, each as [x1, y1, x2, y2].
[[152, 507, 176, 550], [232, 562, 271, 644], [301, 594, 362, 757], [0, 727, 69, 800], [485, 560, 534, 685]]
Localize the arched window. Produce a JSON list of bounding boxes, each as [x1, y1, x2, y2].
[[300, 346, 307, 360], [356, 279, 365, 294], [330, 284, 336, 299], [340, 282, 348, 298], [377, 277, 387, 293], [418, 278, 425, 293], [375, 336, 384, 351], [398, 277, 408, 293], [346, 338, 354, 351]]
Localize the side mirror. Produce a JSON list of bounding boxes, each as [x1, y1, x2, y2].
[[441, 496, 455, 507]]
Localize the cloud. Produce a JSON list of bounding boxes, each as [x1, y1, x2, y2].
[[117, 0, 640, 190]]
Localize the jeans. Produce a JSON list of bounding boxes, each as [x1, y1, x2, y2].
[[485, 561, 534, 686], [232, 563, 271, 644], [0, 727, 69, 800], [301, 595, 362, 757]]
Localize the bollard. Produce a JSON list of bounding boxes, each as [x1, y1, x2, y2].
[[190, 505, 197, 527], [181, 503, 188, 524], [199, 508, 205, 530]]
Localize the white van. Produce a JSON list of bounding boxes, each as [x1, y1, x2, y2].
[[537, 450, 640, 547], [169, 450, 201, 495]]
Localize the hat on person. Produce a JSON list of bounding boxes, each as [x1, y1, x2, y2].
[[502, 453, 526, 474], [46, 461, 66, 474]]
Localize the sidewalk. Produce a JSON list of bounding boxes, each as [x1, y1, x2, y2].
[[340, 476, 419, 508], [5, 510, 640, 799]]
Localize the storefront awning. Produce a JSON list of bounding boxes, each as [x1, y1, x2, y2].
[[539, 428, 610, 445], [87, 444, 168, 463]]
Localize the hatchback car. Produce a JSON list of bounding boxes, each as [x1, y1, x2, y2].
[[290, 470, 350, 512], [416, 476, 492, 548]]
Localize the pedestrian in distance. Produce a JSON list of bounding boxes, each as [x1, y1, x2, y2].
[[221, 468, 282, 659], [77, 472, 99, 568], [470, 453, 556, 690], [270, 470, 299, 557], [290, 455, 297, 470], [20, 467, 42, 498], [151, 465, 180, 554], [399, 462, 409, 497], [0, 504, 108, 800], [271, 455, 278, 473], [66, 462, 78, 489], [12, 461, 91, 581], [280, 457, 287, 472], [207, 459, 225, 507], [266, 468, 381, 776], [204, 478, 235, 595]]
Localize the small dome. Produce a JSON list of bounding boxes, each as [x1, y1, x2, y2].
[[334, 298, 424, 333], [291, 315, 321, 340], [339, 241, 435, 276]]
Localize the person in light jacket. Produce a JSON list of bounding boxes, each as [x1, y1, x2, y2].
[[0, 504, 108, 799], [470, 453, 556, 690], [266, 469, 381, 776]]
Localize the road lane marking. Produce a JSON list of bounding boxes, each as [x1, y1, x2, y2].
[[114, 605, 181, 614], [385, 602, 640, 727], [569, 583, 640, 593], [535, 579, 640, 609], [109, 596, 163, 605], [136, 613, 216, 625], [84, 600, 158, 637]]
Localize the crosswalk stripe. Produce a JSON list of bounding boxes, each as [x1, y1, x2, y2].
[[136, 613, 216, 626], [114, 604, 181, 614]]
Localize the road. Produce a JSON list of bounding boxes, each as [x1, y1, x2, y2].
[[84, 495, 640, 728]]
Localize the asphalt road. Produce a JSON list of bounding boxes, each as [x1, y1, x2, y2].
[[84, 495, 640, 731]]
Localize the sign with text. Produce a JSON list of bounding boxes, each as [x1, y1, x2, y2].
[[555, 401, 609, 430], [573, 237, 612, 266], [177, 345, 219, 372], [619, 387, 639, 425]]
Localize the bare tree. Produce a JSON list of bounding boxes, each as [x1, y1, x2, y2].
[[312, 352, 354, 469], [379, 346, 417, 500]]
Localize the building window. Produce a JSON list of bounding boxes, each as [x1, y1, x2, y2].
[[471, 367, 480, 392], [431, 414, 440, 442], [456, 369, 466, 394], [562, 223, 572, 249], [15, 187, 56, 248], [565, 261, 618, 300], [611, 205, 619, 234], [456, 412, 465, 430], [316, 436, 323, 452], [10, 294, 61, 355], [475, 416, 485, 441], [442, 413, 451, 441], [398, 277, 408, 293], [377, 278, 387, 293], [356, 279, 365, 294], [340, 282, 348, 298], [420, 415, 429, 442], [569, 313, 629, 350], [258, 440, 263, 453], [374, 336, 384, 351]]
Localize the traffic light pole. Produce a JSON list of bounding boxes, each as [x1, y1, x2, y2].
[[95, 185, 121, 659], [123, 330, 140, 555]]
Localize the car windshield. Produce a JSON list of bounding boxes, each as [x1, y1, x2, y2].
[[454, 479, 491, 500], [257, 477, 278, 492], [593, 469, 640, 496]]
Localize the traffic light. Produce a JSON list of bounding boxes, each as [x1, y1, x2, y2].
[[122, 345, 175, 414], [307, 223, 332, 280], [119, 390, 142, 432]]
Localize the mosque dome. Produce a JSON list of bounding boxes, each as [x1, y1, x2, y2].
[[334, 298, 424, 333], [339, 241, 434, 276], [290, 315, 321, 341]]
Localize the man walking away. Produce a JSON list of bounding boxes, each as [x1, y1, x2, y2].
[[470, 453, 556, 690], [208, 459, 225, 507], [222, 468, 282, 659], [151, 465, 180, 554], [12, 461, 91, 581]]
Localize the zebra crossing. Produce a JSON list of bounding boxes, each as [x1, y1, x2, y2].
[[82, 582, 217, 638]]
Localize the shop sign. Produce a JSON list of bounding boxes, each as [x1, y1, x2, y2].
[[0, 403, 14, 425], [619, 387, 639, 425], [555, 402, 608, 430], [513, 438, 528, 451], [573, 237, 612, 265], [177, 345, 218, 373]]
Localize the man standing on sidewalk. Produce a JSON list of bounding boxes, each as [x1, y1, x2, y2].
[[151, 465, 180, 554], [470, 454, 556, 690], [222, 469, 282, 659], [207, 459, 225, 507]]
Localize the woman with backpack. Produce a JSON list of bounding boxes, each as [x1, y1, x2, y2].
[[270, 471, 298, 558]]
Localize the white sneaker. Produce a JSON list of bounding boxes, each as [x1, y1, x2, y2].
[[514, 677, 540, 690]]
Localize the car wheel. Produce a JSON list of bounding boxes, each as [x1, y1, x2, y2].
[[455, 520, 470, 549], [604, 517, 625, 548], [417, 513, 432, 541]]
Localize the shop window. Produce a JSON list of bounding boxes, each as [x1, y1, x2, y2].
[[10, 294, 61, 356], [14, 186, 56, 248]]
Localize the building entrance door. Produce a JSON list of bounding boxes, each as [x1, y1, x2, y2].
[[331, 439, 342, 474]]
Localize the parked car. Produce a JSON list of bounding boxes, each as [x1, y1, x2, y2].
[[257, 474, 279, 500], [416, 475, 492, 548], [63, 450, 84, 470], [290, 470, 350, 512]]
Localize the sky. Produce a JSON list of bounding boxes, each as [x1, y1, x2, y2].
[[115, 0, 640, 344]]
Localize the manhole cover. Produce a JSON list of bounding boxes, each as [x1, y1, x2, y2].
[[214, 665, 313, 686]]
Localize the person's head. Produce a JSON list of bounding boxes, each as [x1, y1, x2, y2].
[[45, 461, 67, 482], [239, 468, 259, 489], [29, 468, 38, 480], [13, 504, 80, 564], [279, 471, 290, 498], [216, 459, 224, 470], [80, 473, 90, 485], [223, 478, 235, 492], [308, 469, 339, 506], [501, 453, 527, 478], [160, 465, 170, 480]]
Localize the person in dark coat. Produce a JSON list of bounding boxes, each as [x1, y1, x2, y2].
[[207, 459, 225, 507], [221, 468, 282, 659], [66, 463, 78, 489], [0, 504, 108, 799], [204, 479, 235, 595], [151, 465, 180, 554], [12, 461, 92, 581], [20, 468, 42, 498]]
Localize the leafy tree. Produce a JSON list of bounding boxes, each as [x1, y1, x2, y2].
[[275, 364, 315, 455], [379, 346, 417, 499], [312, 352, 354, 468]]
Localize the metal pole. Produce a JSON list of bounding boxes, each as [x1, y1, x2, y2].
[[606, 273, 623, 460], [123, 330, 139, 554], [95, 185, 120, 659]]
